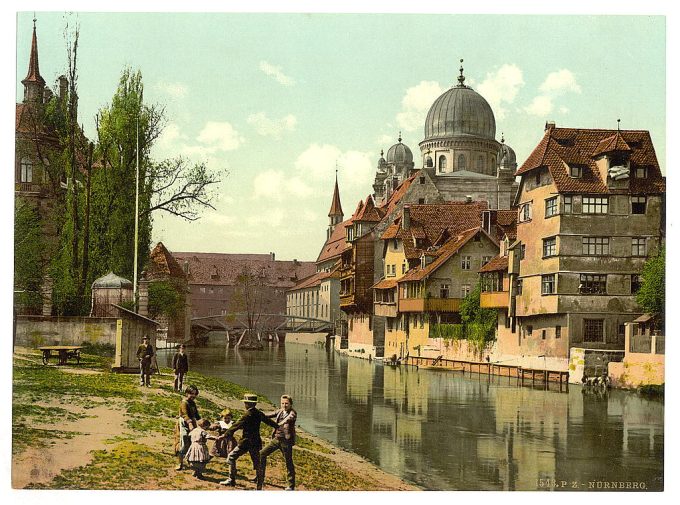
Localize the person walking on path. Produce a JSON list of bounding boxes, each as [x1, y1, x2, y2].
[[219, 394, 278, 487], [175, 385, 201, 471], [172, 344, 189, 392], [136, 335, 155, 387], [186, 419, 216, 479], [257, 394, 297, 491]]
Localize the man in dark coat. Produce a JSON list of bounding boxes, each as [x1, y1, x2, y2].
[[257, 394, 297, 490], [136, 335, 154, 387], [172, 344, 189, 392], [219, 394, 278, 487]]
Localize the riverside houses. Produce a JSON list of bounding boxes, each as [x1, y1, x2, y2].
[[482, 123, 665, 371]]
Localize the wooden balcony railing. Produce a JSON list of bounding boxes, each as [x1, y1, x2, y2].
[[480, 291, 509, 309], [398, 297, 462, 313]]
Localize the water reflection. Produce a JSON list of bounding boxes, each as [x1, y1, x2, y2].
[[159, 343, 663, 491]]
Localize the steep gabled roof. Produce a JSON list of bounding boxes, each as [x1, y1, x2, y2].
[[316, 219, 352, 263], [479, 254, 509, 273], [148, 242, 187, 280], [516, 126, 665, 194]]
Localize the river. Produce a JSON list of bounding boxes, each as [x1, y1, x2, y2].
[[159, 342, 663, 491]]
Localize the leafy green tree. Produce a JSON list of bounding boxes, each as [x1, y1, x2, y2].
[[14, 200, 46, 314], [148, 280, 185, 319], [636, 247, 665, 325], [459, 283, 497, 348]]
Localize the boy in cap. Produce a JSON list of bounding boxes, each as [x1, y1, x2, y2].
[[136, 335, 155, 387], [172, 344, 189, 392], [219, 394, 278, 487]]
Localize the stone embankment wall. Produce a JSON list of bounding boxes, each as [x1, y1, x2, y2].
[[15, 315, 118, 348]]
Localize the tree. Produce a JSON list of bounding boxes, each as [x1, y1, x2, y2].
[[459, 283, 497, 350], [14, 199, 46, 314], [636, 247, 665, 325], [229, 265, 267, 349]]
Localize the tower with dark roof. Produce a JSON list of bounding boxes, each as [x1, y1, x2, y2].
[[327, 173, 344, 239], [22, 19, 46, 104]]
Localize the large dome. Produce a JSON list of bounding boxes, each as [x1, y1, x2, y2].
[[386, 136, 413, 164], [424, 84, 496, 141]]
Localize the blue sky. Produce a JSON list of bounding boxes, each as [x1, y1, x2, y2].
[[13, 10, 667, 261]]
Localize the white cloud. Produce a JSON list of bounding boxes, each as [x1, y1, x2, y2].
[[247, 112, 297, 139], [559, 106, 570, 114], [477, 64, 525, 120], [259, 61, 295, 86], [197, 121, 244, 151], [294, 144, 373, 188], [203, 212, 236, 226], [253, 170, 313, 201], [377, 134, 395, 146], [155, 80, 188, 99], [396, 81, 445, 132], [247, 208, 285, 227], [539, 69, 581, 95], [524, 96, 554, 117]]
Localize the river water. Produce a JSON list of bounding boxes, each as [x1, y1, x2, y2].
[[159, 342, 663, 491]]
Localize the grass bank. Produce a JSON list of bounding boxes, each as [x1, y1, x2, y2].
[[12, 347, 416, 491]]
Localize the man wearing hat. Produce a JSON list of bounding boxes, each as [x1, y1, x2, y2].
[[136, 335, 155, 387], [172, 344, 189, 392], [219, 394, 278, 487]]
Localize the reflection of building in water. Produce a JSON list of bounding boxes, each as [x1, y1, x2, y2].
[[382, 366, 429, 417], [345, 356, 375, 404]]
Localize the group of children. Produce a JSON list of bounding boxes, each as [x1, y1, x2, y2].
[[183, 409, 237, 479]]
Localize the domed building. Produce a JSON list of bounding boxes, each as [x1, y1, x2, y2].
[[373, 134, 415, 204], [373, 61, 518, 209]]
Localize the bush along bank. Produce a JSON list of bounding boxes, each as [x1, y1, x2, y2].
[[12, 348, 416, 491]]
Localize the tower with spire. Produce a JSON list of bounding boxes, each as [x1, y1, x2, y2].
[[22, 18, 47, 104], [327, 171, 344, 239]]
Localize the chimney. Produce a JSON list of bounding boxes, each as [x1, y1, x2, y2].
[[43, 86, 53, 102], [183, 260, 189, 275], [270, 252, 275, 261], [545, 121, 556, 131], [58, 75, 68, 101], [403, 205, 411, 230], [465, 195, 473, 203], [293, 259, 299, 266]]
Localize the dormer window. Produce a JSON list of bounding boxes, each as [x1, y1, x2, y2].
[[569, 165, 583, 178], [210, 266, 219, 279], [635, 167, 647, 179], [610, 154, 628, 168]]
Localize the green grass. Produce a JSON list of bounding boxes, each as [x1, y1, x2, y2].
[[12, 425, 81, 455], [13, 404, 89, 423]]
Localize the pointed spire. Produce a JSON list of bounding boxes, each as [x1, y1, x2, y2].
[[23, 18, 45, 87], [457, 58, 466, 87], [328, 170, 344, 218]]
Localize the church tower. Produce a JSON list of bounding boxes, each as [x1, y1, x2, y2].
[[327, 172, 344, 239], [22, 19, 46, 104]]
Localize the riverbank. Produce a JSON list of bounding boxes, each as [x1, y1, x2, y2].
[[11, 347, 417, 491]]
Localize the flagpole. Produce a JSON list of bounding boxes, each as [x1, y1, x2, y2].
[[133, 115, 140, 310]]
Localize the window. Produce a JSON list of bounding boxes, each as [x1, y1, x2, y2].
[[461, 284, 471, 298], [563, 195, 572, 214], [438, 155, 447, 171], [631, 196, 647, 214], [419, 176, 425, 184], [542, 330, 546, 340], [569, 165, 583, 178], [386, 318, 393, 331], [555, 325, 561, 339], [457, 154, 466, 171], [477, 155, 484, 171], [535, 172, 541, 185], [541, 274, 556, 295], [579, 274, 607, 294], [402, 263, 406, 275], [635, 167, 647, 179], [461, 256, 471, 270], [418, 198, 425, 204], [516, 279, 523, 295], [420, 314, 424, 328], [545, 197, 558, 217], [20, 157, 33, 183], [582, 237, 610, 256], [200, 287, 206, 294], [527, 325, 533, 337], [631, 238, 647, 257], [482, 255, 492, 266], [543, 237, 556, 257], [426, 156, 433, 168], [518, 202, 532, 222], [520, 244, 526, 260], [584, 319, 605, 342], [583, 196, 608, 214], [440, 283, 450, 299], [631, 274, 641, 294]]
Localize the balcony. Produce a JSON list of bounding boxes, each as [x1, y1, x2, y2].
[[15, 182, 44, 194], [399, 297, 462, 313], [374, 302, 397, 318], [340, 293, 356, 310], [480, 291, 509, 309]]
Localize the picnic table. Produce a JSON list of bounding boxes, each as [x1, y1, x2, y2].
[[38, 345, 83, 365]]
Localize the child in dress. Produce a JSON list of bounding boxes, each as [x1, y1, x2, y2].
[[186, 419, 216, 479], [210, 409, 237, 458]]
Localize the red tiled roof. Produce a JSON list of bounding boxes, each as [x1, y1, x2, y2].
[[479, 254, 509, 273], [171, 251, 315, 288], [316, 219, 352, 263], [380, 201, 488, 259], [371, 278, 398, 290], [378, 171, 419, 216], [354, 195, 384, 222], [288, 269, 335, 291], [516, 126, 665, 194], [592, 131, 632, 156], [398, 228, 481, 282], [148, 242, 187, 280], [494, 209, 517, 241]]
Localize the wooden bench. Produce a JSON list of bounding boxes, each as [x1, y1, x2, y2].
[[38, 346, 83, 365]]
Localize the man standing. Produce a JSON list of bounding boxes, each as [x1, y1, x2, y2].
[[172, 344, 189, 392], [136, 335, 154, 387], [219, 394, 278, 487], [258, 394, 297, 491]]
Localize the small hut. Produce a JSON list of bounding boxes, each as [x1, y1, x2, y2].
[[91, 272, 134, 317]]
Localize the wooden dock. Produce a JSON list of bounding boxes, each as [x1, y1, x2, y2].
[[404, 356, 569, 388]]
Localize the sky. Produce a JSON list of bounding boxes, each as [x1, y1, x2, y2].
[[12, 11, 668, 262]]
